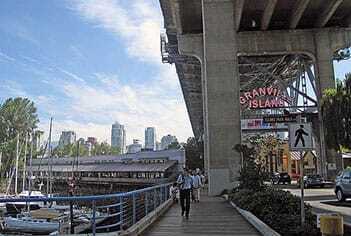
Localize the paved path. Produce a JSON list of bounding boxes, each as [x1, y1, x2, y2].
[[142, 194, 260, 236]]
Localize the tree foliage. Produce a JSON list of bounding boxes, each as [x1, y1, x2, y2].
[[184, 137, 204, 170], [0, 98, 39, 175], [235, 144, 266, 191], [52, 141, 121, 158], [322, 74, 351, 151], [167, 141, 181, 150]]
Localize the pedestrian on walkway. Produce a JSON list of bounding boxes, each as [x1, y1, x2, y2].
[[169, 182, 179, 203], [177, 168, 193, 219], [192, 171, 202, 202], [190, 170, 196, 202]]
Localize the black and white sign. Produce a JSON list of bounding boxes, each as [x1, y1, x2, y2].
[[289, 123, 313, 151], [263, 114, 297, 123]]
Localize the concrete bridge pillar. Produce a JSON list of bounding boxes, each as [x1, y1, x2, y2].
[[314, 31, 340, 179], [201, 0, 241, 195]]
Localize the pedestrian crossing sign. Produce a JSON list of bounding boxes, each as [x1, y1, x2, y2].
[[289, 123, 313, 151]]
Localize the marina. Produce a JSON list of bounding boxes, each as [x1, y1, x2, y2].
[[0, 183, 172, 235]]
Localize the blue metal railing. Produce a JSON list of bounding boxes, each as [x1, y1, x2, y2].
[[0, 183, 172, 235]]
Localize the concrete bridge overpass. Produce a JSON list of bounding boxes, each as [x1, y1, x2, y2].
[[159, 0, 351, 195]]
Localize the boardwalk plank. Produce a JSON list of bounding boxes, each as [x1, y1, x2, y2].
[[141, 194, 261, 236]]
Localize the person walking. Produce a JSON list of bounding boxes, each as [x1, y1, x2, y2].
[[190, 170, 196, 202], [192, 172, 202, 202], [169, 182, 179, 203], [177, 168, 193, 219]]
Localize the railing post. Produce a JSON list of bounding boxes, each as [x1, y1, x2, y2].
[[145, 192, 148, 216], [154, 188, 157, 210], [92, 200, 96, 236], [119, 196, 123, 227], [163, 185, 167, 202], [132, 193, 136, 225], [166, 185, 169, 200]]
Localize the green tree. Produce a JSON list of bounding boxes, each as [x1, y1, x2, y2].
[[235, 144, 266, 191], [167, 141, 180, 150], [52, 142, 91, 158], [184, 137, 204, 170], [0, 98, 39, 175], [322, 74, 351, 152]]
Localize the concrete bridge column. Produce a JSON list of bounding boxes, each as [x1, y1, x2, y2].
[[313, 31, 338, 179], [202, 0, 241, 195]]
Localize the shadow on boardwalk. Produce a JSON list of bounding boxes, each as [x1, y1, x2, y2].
[[142, 192, 261, 236]]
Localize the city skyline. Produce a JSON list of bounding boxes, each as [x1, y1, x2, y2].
[[42, 124, 180, 149], [0, 0, 350, 146], [0, 0, 193, 145]]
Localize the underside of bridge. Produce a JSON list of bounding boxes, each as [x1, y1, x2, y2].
[[160, 0, 351, 195]]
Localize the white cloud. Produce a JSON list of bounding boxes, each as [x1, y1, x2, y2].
[[56, 67, 86, 83], [39, 119, 111, 144], [69, 0, 162, 63], [54, 71, 192, 144], [0, 51, 16, 62], [31, 1, 193, 145]]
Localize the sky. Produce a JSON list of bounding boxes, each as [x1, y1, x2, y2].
[[0, 0, 193, 145], [0, 0, 350, 145]]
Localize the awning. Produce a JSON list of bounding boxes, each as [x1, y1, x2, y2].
[[342, 153, 351, 159], [290, 150, 317, 161], [290, 152, 301, 161]]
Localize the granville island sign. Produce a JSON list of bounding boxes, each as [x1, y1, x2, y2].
[[240, 86, 293, 109]]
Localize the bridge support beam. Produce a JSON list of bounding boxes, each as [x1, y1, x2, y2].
[[201, 0, 241, 195]]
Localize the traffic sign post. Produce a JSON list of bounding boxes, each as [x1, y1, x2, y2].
[[288, 122, 313, 227], [288, 123, 313, 151]]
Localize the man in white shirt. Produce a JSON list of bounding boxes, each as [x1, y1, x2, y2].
[[177, 168, 193, 219]]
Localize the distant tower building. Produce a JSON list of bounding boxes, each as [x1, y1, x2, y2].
[[111, 122, 126, 154], [87, 137, 97, 145], [58, 131, 76, 147], [85, 142, 93, 156], [161, 134, 178, 150], [145, 127, 156, 150], [156, 141, 162, 151], [127, 139, 142, 154]]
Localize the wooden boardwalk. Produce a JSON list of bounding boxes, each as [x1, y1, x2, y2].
[[142, 194, 261, 236]]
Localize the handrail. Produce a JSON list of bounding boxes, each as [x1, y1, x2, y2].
[[0, 183, 171, 203], [1, 183, 172, 236]]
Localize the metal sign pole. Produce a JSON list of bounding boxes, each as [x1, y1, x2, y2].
[[300, 150, 305, 226]]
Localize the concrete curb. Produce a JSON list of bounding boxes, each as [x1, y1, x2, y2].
[[120, 199, 173, 236], [230, 201, 281, 236]]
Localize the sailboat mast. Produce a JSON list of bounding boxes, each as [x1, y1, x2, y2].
[[22, 133, 28, 192], [14, 133, 20, 195], [0, 151, 2, 178], [28, 132, 33, 194], [47, 118, 53, 195]]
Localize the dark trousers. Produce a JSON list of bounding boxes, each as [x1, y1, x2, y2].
[[179, 189, 191, 216]]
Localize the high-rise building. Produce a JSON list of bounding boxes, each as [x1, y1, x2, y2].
[[58, 131, 76, 147], [161, 134, 178, 150], [87, 137, 97, 145], [111, 122, 126, 154], [156, 141, 162, 151], [144, 127, 156, 150], [127, 139, 142, 154]]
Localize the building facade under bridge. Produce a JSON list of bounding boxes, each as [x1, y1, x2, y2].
[[29, 149, 185, 187], [159, 0, 351, 195]]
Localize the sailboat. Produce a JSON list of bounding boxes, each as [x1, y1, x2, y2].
[[5, 190, 45, 215], [2, 212, 60, 234]]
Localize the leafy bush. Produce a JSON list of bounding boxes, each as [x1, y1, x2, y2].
[[235, 144, 266, 191], [230, 188, 319, 236]]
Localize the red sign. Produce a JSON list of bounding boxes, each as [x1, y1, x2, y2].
[[240, 87, 292, 109]]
